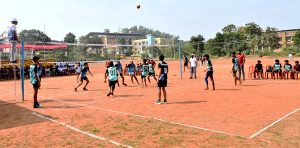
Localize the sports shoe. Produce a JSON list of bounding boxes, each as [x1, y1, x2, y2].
[[74, 88, 77, 92], [155, 99, 161, 105], [33, 102, 42, 108], [107, 91, 111, 96], [163, 99, 168, 104], [83, 88, 88, 91]]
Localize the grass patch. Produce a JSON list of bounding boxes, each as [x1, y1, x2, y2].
[[80, 124, 101, 134], [159, 136, 183, 146]]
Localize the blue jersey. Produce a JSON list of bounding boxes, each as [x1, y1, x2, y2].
[[116, 63, 123, 73], [107, 67, 118, 81], [232, 57, 239, 71], [284, 64, 292, 71], [81, 67, 89, 77], [142, 64, 149, 76], [127, 64, 135, 73], [274, 63, 281, 70], [80, 61, 85, 68], [29, 64, 38, 84]]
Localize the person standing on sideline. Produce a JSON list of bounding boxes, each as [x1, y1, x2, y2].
[[232, 52, 242, 85], [29, 56, 42, 108], [8, 18, 19, 63], [237, 50, 246, 81], [184, 54, 189, 72], [189, 54, 197, 79], [155, 55, 168, 105]]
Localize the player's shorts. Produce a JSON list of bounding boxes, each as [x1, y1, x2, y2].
[[158, 80, 167, 87], [109, 81, 117, 87], [76, 72, 81, 75], [184, 61, 188, 66], [206, 71, 213, 78], [32, 83, 39, 89], [81, 76, 88, 81], [128, 72, 134, 75], [149, 72, 155, 76], [141, 75, 147, 79], [273, 70, 281, 73], [232, 69, 237, 74]]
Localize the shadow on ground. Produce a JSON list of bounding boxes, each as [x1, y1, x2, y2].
[[168, 100, 207, 104], [0, 100, 44, 130]]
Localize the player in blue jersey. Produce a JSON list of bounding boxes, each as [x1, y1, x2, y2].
[[74, 62, 94, 92], [231, 52, 242, 85], [127, 61, 140, 85]]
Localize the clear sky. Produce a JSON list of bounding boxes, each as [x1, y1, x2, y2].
[[1, 0, 299, 41]]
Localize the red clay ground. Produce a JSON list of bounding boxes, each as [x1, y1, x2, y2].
[[0, 56, 300, 147]]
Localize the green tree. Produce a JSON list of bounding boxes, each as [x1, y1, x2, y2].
[[79, 35, 102, 44], [244, 23, 262, 52], [293, 30, 300, 47], [19, 29, 51, 44], [222, 24, 237, 33], [190, 34, 205, 55], [124, 48, 133, 56], [64, 32, 76, 43], [122, 25, 176, 39], [262, 27, 280, 50], [205, 33, 226, 56], [146, 46, 161, 58]]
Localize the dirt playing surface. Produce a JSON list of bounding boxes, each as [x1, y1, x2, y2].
[[0, 56, 300, 147]]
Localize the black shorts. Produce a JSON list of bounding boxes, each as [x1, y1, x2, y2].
[[158, 80, 167, 87], [273, 70, 281, 73], [109, 81, 117, 87], [232, 70, 237, 74], [184, 61, 188, 66], [149, 72, 155, 76], [32, 83, 39, 89], [141, 75, 147, 79], [81, 76, 88, 81], [206, 71, 213, 78]]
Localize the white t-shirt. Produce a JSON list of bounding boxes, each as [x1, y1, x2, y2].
[[190, 58, 197, 67], [8, 24, 17, 41]]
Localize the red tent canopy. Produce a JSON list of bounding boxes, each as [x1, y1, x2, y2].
[[0, 44, 67, 50]]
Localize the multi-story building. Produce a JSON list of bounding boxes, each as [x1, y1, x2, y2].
[[86, 32, 145, 55], [132, 35, 174, 56], [277, 29, 300, 48]]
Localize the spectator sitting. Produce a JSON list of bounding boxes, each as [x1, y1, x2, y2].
[[255, 60, 263, 79], [283, 60, 293, 79], [273, 59, 282, 79]]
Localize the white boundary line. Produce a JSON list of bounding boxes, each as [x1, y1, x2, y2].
[[32, 112, 132, 148], [249, 107, 300, 138]]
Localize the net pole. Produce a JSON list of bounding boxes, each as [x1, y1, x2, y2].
[[0, 50, 2, 68], [178, 45, 183, 80], [21, 39, 25, 102]]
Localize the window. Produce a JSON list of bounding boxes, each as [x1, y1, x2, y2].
[[286, 36, 292, 42]]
